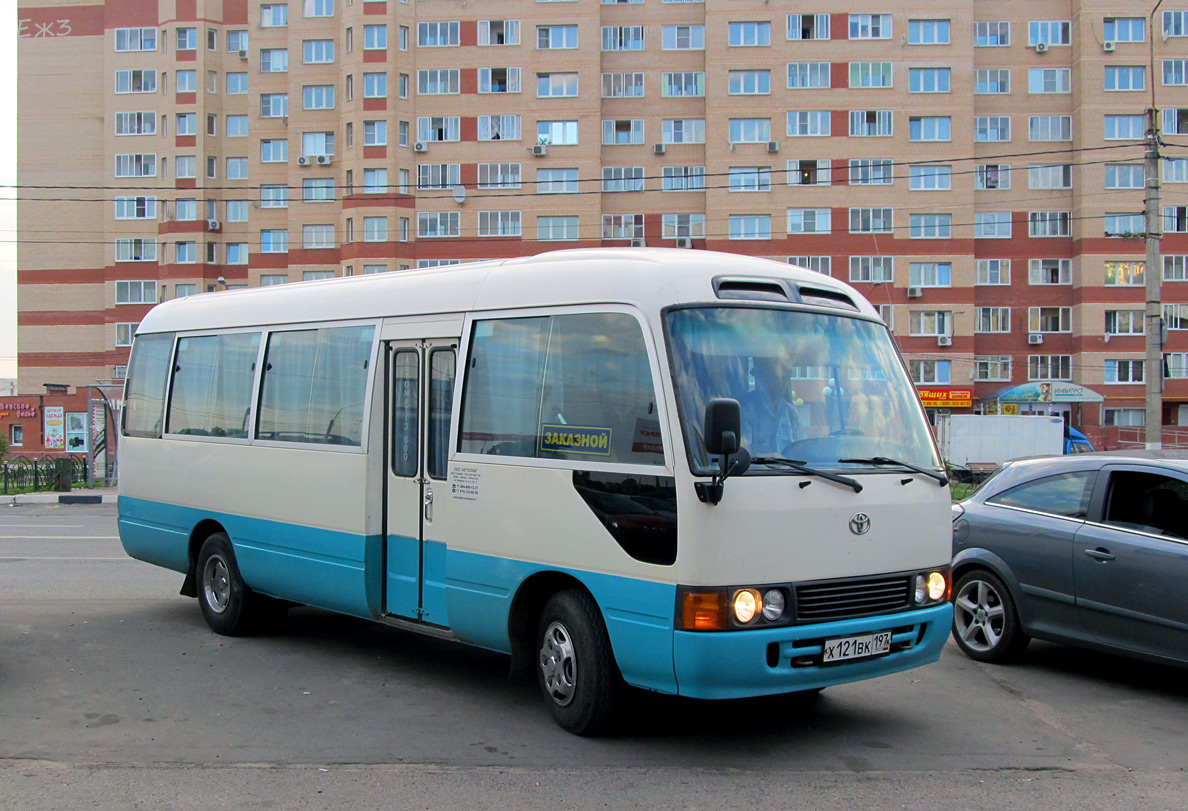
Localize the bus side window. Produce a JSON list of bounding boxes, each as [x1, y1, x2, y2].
[[391, 350, 418, 476], [427, 349, 455, 479], [123, 332, 176, 438]]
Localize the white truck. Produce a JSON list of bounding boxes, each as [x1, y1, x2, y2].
[[937, 414, 1066, 470]]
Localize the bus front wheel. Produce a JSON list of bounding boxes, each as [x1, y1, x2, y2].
[[536, 589, 623, 736], [196, 532, 257, 636]]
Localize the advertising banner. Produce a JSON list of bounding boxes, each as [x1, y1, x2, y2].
[[43, 406, 65, 450]]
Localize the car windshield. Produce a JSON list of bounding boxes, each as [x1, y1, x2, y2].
[[666, 306, 940, 474]]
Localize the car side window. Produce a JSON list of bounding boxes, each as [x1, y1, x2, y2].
[[1102, 470, 1188, 538], [988, 470, 1095, 519]]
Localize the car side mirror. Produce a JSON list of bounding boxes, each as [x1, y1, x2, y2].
[[699, 399, 749, 505]]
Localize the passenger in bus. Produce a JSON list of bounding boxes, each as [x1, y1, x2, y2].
[[740, 356, 801, 457]]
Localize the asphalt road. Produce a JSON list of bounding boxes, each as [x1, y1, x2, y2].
[[1, 503, 1186, 809]]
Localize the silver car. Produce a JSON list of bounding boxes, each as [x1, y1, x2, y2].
[[950, 451, 1188, 667]]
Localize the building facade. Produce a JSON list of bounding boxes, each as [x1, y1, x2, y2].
[[16, 0, 1188, 447]]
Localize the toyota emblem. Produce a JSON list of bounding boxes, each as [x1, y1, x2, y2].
[[849, 513, 871, 535]]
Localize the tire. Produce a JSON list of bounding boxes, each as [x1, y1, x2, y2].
[[536, 589, 623, 735], [195, 532, 271, 636], [951, 569, 1029, 663]]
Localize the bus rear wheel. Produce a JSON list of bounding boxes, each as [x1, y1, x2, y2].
[[536, 589, 623, 736], [196, 532, 271, 636]]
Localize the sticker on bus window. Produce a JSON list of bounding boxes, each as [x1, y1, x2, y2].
[[540, 425, 612, 456]]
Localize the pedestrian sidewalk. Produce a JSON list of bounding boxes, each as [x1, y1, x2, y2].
[[1, 486, 118, 506]]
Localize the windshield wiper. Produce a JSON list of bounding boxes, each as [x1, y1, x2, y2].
[[838, 456, 949, 487], [750, 457, 863, 493]]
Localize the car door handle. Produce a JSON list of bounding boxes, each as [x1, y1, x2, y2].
[[424, 490, 434, 522], [1084, 548, 1115, 562]]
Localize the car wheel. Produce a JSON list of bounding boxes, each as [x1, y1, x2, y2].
[[951, 569, 1029, 663], [537, 589, 623, 735], [196, 532, 260, 636]]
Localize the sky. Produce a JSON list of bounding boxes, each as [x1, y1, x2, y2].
[[1, 1, 17, 380]]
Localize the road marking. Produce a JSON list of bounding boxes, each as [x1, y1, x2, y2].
[[0, 556, 132, 561], [0, 536, 121, 540], [0, 525, 86, 528]]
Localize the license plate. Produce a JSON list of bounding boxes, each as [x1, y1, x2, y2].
[[822, 631, 892, 663]]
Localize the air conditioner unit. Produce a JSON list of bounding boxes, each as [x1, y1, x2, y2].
[[413, 141, 428, 153], [937, 335, 952, 347], [316, 155, 332, 166], [675, 237, 693, 249], [531, 144, 548, 157], [653, 143, 666, 155], [1103, 40, 1116, 53], [630, 238, 646, 247], [1034, 41, 1049, 53], [238, 49, 248, 60], [207, 219, 221, 231], [907, 286, 923, 298], [1028, 333, 1045, 345], [296, 155, 310, 166], [767, 141, 780, 154]]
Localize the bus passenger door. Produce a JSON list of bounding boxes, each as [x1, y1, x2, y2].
[[384, 340, 456, 624]]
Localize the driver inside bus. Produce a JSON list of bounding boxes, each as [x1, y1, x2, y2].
[[739, 355, 801, 458]]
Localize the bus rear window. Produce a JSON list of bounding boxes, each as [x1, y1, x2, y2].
[[123, 332, 175, 438], [459, 312, 663, 465]]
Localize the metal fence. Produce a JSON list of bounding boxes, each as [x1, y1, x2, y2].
[[0, 456, 89, 494]]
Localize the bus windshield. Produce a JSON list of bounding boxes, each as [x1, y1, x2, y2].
[[666, 306, 940, 475]]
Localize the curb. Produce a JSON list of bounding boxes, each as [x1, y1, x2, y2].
[[2, 491, 118, 506]]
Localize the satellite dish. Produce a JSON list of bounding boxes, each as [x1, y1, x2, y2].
[[452, 185, 467, 204]]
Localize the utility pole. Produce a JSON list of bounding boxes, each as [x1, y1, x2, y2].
[[1145, 106, 1163, 449]]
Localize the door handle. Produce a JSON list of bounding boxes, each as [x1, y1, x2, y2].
[[1084, 547, 1115, 562], [423, 489, 434, 522]]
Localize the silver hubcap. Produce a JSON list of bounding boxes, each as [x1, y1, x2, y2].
[[539, 620, 577, 706], [954, 579, 1006, 652], [202, 554, 231, 614]]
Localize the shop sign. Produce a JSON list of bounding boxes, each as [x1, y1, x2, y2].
[[917, 387, 973, 408]]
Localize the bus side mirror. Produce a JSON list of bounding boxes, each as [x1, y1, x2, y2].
[[704, 398, 741, 456], [699, 399, 749, 505]]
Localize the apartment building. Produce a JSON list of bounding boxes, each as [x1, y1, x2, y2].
[[15, 0, 1188, 446]]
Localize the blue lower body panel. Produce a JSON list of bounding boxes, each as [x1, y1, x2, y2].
[[673, 603, 953, 700]]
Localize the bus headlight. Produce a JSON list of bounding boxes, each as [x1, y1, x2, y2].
[[732, 589, 760, 623], [914, 569, 949, 605], [761, 589, 786, 621]]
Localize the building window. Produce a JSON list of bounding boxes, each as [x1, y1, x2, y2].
[[975, 212, 1012, 238], [537, 120, 578, 145], [1105, 359, 1144, 384], [788, 159, 830, 186], [115, 280, 157, 304], [1029, 164, 1073, 189], [729, 214, 772, 240], [477, 210, 521, 237], [849, 110, 893, 136], [908, 19, 950, 45], [226, 243, 248, 264], [975, 69, 1010, 94], [419, 70, 460, 95], [849, 256, 893, 283], [1107, 212, 1146, 236], [662, 25, 705, 50], [364, 25, 387, 49], [537, 72, 579, 97], [1105, 310, 1145, 336], [975, 116, 1011, 142], [601, 25, 642, 51], [176, 27, 197, 50], [787, 111, 831, 136], [789, 256, 831, 275], [1029, 259, 1072, 285], [850, 62, 893, 89], [537, 24, 578, 49], [850, 14, 891, 39], [662, 166, 706, 191], [1167, 352, 1188, 378], [1029, 20, 1071, 47], [1105, 114, 1146, 140], [727, 167, 771, 193], [787, 208, 832, 234], [849, 158, 893, 185], [661, 213, 707, 238], [975, 307, 1011, 333], [910, 213, 951, 239], [1105, 260, 1145, 286], [911, 262, 952, 288], [910, 311, 951, 337], [850, 207, 893, 234], [536, 168, 579, 194], [418, 212, 461, 238], [787, 63, 830, 89], [662, 119, 706, 144], [728, 70, 769, 95], [114, 70, 156, 94], [662, 71, 704, 98], [1028, 211, 1072, 237], [419, 21, 460, 47], [1030, 115, 1072, 142], [909, 360, 950, 385], [787, 14, 830, 41], [1029, 355, 1072, 381], [114, 239, 157, 262], [261, 4, 288, 26], [909, 116, 950, 142], [602, 214, 644, 239], [729, 119, 771, 144], [478, 162, 522, 189], [976, 259, 1011, 285], [975, 21, 1010, 46], [363, 73, 387, 98], [729, 21, 771, 46], [909, 68, 950, 93], [260, 229, 289, 253], [261, 49, 288, 73], [1029, 307, 1072, 333], [115, 27, 157, 52], [537, 216, 580, 241], [1104, 18, 1145, 42], [114, 196, 157, 219], [974, 356, 1012, 382], [909, 165, 951, 190], [115, 323, 138, 347], [975, 164, 1011, 190], [1029, 67, 1072, 93]]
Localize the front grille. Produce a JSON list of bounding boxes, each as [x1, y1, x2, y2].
[[794, 575, 912, 623]]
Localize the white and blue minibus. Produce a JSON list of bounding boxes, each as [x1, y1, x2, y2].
[[118, 248, 953, 734]]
